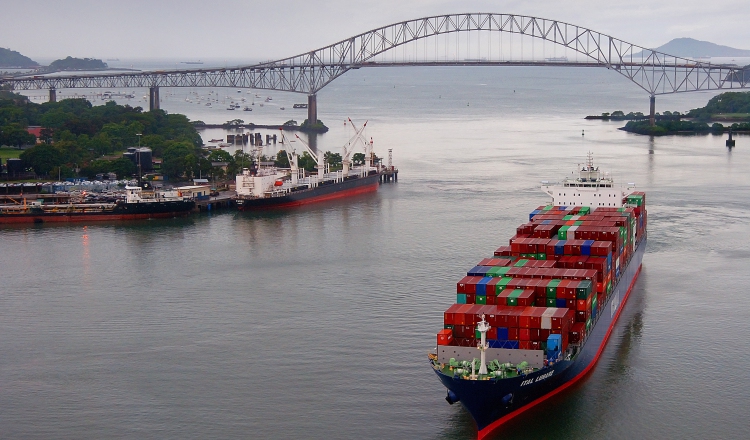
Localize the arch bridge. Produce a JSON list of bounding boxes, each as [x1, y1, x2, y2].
[[3, 13, 748, 125]]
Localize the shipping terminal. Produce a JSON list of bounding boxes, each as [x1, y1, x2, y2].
[[430, 154, 647, 439]]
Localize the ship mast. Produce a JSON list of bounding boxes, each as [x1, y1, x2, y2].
[[476, 314, 490, 376]]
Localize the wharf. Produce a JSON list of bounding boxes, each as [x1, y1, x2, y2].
[[193, 191, 236, 212]]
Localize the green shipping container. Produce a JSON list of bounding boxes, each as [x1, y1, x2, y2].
[[476, 295, 487, 305], [507, 289, 524, 306], [475, 330, 482, 339], [546, 298, 557, 307], [495, 277, 512, 293], [586, 318, 592, 331], [574, 220, 584, 226], [498, 267, 512, 277], [486, 267, 504, 277], [579, 206, 591, 215], [514, 259, 529, 267], [559, 225, 569, 240], [543, 205, 554, 211], [576, 280, 593, 299], [536, 253, 547, 260], [546, 279, 561, 297], [444, 324, 454, 330]]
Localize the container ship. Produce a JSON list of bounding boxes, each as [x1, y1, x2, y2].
[[429, 154, 647, 439], [0, 185, 195, 224], [235, 125, 396, 210]]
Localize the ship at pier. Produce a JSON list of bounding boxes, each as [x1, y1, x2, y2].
[[0, 185, 195, 224], [430, 154, 647, 439], [234, 121, 396, 210]]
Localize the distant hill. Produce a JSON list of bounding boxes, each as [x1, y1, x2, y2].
[[635, 38, 750, 58], [0, 47, 39, 68], [47, 56, 108, 71]]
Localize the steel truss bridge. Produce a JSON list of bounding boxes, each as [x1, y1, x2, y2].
[[3, 13, 748, 124]]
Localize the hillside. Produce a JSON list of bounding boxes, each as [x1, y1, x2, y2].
[[0, 47, 39, 68], [48, 56, 108, 71], [634, 38, 750, 58]]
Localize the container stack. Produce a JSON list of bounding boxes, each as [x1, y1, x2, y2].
[[437, 197, 647, 358]]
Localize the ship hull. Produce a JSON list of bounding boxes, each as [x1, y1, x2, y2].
[[435, 236, 646, 439], [0, 200, 195, 224], [236, 172, 381, 210]]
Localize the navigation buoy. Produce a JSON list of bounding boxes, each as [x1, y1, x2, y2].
[[582, 130, 585, 136]]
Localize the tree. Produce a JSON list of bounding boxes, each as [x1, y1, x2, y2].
[[352, 152, 365, 165], [324, 151, 342, 166], [274, 149, 290, 168], [298, 151, 317, 172], [0, 123, 36, 147], [162, 142, 198, 179], [20, 143, 64, 176]]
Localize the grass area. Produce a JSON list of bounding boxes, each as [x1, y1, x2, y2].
[[0, 147, 23, 160]]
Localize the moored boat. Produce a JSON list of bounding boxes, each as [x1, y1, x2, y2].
[[430, 153, 647, 438], [0, 185, 195, 224], [235, 122, 396, 210]]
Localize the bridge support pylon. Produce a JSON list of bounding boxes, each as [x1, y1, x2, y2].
[[307, 94, 317, 125], [149, 86, 160, 111], [49, 88, 56, 102], [649, 95, 656, 126]]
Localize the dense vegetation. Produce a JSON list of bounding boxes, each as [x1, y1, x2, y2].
[[0, 47, 38, 68], [47, 57, 107, 71], [0, 97, 205, 179], [686, 91, 750, 120]]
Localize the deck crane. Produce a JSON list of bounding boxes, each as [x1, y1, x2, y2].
[[293, 134, 327, 179], [278, 129, 301, 184], [341, 118, 370, 175]]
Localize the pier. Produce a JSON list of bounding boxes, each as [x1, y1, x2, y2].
[[193, 191, 236, 212]]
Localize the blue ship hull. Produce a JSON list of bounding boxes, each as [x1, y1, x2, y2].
[[433, 236, 646, 439]]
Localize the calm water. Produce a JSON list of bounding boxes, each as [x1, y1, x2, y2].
[[3, 67, 750, 439]]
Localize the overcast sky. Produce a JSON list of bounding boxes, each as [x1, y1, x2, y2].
[[4, 0, 750, 62]]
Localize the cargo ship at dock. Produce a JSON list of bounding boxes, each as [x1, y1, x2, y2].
[[0, 185, 195, 224], [430, 154, 647, 439], [235, 123, 396, 210]]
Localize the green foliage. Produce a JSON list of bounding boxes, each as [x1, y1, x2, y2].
[[298, 151, 317, 172], [352, 152, 365, 165], [20, 143, 64, 176], [283, 120, 298, 126], [300, 119, 329, 133], [623, 120, 711, 135], [324, 151, 342, 166], [81, 157, 136, 179], [0, 97, 203, 179], [273, 149, 290, 168], [687, 91, 750, 120], [162, 142, 199, 179], [611, 111, 625, 117], [712, 123, 725, 133], [0, 123, 36, 147]]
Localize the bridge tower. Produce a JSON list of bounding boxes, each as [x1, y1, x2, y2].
[[307, 94, 317, 125], [49, 88, 56, 103], [649, 95, 656, 126], [149, 87, 160, 111]]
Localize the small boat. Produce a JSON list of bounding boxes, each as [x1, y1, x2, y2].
[[209, 139, 224, 143], [280, 107, 285, 110], [226, 107, 235, 110], [205, 102, 211, 106], [243, 107, 252, 111], [265, 97, 272, 102], [293, 103, 308, 109]]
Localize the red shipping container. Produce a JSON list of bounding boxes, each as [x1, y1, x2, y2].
[[517, 289, 535, 307], [508, 327, 519, 340], [519, 341, 533, 350], [566, 299, 576, 309], [437, 328, 453, 345], [575, 309, 591, 323], [519, 328, 531, 341], [507, 308, 523, 328], [540, 329, 552, 340], [443, 303, 463, 325], [569, 322, 586, 343], [550, 308, 570, 330], [457, 276, 481, 293], [487, 327, 498, 340], [494, 246, 512, 256]]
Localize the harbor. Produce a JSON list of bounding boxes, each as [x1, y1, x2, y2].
[[2, 22, 750, 440]]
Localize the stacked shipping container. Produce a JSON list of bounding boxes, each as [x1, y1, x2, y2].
[[437, 198, 647, 358]]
